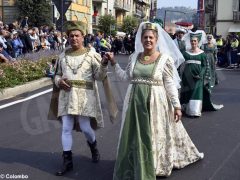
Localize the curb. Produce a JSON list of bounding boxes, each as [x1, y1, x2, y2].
[[0, 77, 53, 101]]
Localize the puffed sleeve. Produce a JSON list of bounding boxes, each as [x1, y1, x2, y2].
[[113, 54, 134, 81], [91, 52, 108, 81], [163, 56, 181, 108]]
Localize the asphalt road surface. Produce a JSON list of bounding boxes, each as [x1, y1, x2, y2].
[[0, 55, 240, 180]]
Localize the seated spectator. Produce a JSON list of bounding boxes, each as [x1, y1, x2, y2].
[[0, 43, 12, 63], [45, 58, 56, 78]]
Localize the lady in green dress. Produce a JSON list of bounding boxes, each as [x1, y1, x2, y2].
[[106, 22, 204, 179], [202, 34, 218, 91], [180, 34, 223, 117]]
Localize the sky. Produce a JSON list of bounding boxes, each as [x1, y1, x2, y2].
[[157, 0, 198, 9]]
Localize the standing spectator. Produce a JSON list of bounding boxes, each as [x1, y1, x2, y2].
[[230, 35, 239, 68], [20, 16, 29, 28], [11, 31, 24, 58], [21, 27, 33, 53]]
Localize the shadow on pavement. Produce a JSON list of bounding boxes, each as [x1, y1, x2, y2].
[[0, 147, 115, 180]]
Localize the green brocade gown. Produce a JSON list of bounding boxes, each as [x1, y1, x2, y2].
[[113, 59, 157, 180]]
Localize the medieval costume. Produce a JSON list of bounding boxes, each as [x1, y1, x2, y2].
[[202, 35, 219, 91], [180, 34, 223, 117], [174, 28, 186, 53], [112, 22, 203, 179], [48, 21, 117, 176]]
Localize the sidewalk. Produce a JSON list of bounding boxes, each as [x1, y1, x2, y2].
[[0, 77, 53, 101]]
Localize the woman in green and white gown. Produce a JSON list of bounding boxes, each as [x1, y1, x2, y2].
[[180, 35, 223, 117], [106, 22, 204, 179]]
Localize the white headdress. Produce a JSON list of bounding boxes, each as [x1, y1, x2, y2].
[[182, 29, 207, 50], [134, 21, 185, 89]]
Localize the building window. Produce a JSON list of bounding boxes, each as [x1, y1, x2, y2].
[[0, 0, 18, 23]]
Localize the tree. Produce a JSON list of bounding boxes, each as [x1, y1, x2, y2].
[[16, 0, 52, 27], [122, 16, 138, 35], [98, 14, 116, 36]]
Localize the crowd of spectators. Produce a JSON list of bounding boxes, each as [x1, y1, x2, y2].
[[216, 33, 240, 68], [0, 17, 67, 63]]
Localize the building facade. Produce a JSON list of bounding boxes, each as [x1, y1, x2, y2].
[[204, 0, 216, 34], [114, 0, 131, 28], [217, 0, 240, 37], [150, 0, 157, 21], [205, 0, 240, 37], [0, 0, 18, 24], [131, 0, 151, 23], [0, 0, 151, 34]]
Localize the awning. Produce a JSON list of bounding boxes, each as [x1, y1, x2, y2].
[[175, 22, 193, 27], [228, 24, 240, 32]]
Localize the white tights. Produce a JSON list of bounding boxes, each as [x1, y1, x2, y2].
[[61, 115, 96, 151]]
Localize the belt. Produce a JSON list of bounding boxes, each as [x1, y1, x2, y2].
[[67, 80, 93, 89], [131, 77, 163, 86], [185, 60, 201, 65]]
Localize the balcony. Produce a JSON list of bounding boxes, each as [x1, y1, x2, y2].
[[233, 11, 240, 22], [134, 9, 142, 17], [123, 4, 130, 12], [142, 0, 150, 5], [114, 0, 130, 12], [92, 0, 107, 3]]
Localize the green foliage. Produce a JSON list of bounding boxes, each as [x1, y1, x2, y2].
[[122, 16, 138, 35], [0, 56, 57, 91], [98, 14, 116, 36], [16, 0, 52, 26]]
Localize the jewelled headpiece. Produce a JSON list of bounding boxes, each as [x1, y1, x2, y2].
[[142, 23, 158, 32]]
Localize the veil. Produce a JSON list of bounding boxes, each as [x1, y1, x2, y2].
[[183, 30, 207, 50], [134, 22, 185, 89]]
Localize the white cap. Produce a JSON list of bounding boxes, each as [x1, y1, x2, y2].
[[12, 31, 18, 35], [176, 27, 186, 34]]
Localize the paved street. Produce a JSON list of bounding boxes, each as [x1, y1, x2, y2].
[[0, 55, 240, 180]]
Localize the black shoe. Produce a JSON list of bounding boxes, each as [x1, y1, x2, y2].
[[87, 140, 100, 163], [55, 151, 73, 176]]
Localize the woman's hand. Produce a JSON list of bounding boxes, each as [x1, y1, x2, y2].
[[174, 109, 182, 122], [105, 52, 116, 66]]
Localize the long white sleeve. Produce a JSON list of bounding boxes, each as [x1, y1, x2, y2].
[[163, 57, 181, 108], [113, 55, 133, 81]]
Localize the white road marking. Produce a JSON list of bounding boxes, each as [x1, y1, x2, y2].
[[0, 73, 113, 110], [0, 88, 53, 110]]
